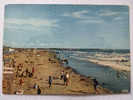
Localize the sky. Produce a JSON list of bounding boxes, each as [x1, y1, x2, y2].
[[3, 4, 129, 49]]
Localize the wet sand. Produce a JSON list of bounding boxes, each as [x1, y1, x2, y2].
[[3, 49, 112, 95]]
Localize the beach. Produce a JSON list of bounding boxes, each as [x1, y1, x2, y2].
[[3, 48, 112, 95]]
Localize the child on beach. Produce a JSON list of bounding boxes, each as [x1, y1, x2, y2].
[[48, 76, 52, 88]]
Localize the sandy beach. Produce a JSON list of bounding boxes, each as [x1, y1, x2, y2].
[[2, 48, 112, 95]]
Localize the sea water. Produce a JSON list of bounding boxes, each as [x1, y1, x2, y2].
[[55, 50, 130, 93]]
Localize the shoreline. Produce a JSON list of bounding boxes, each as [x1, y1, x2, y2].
[[49, 51, 114, 94], [55, 60, 113, 95]]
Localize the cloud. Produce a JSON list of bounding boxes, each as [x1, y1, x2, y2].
[[63, 10, 89, 19], [5, 23, 42, 32], [63, 9, 128, 24], [63, 10, 103, 24], [99, 10, 119, 16], [4, 41, 20, 47], [79, 20, 103, 24], [113, 16, 123, 21], [5, 18, 59, 28], [71, 10, 89, 19], [4, 18, 59, 37], [98, 9, 128, 17]]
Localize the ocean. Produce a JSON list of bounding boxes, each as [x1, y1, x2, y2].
[[54, 49, 130, 93]]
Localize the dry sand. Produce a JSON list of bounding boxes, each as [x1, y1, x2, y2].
[[3, 49, 112, 95]]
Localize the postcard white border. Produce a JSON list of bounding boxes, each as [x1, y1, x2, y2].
[[0, 0, 133, 100]]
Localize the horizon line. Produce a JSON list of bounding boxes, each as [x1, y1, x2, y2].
[[3, 45, 130, 50]]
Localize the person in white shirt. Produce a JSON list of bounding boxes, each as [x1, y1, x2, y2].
[[66, 72, 70, 86]]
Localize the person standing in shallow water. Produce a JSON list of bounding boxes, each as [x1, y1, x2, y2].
[[48, 76, 52, 88]]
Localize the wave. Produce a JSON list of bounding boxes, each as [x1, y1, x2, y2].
[[70, 55, 89, 61]]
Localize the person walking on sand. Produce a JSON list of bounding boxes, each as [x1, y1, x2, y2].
[[48, 76, 52, 88], [33, 83, 38, 89], [60, 71, 64, 80], [93, 78, 99, 93], [37, 86, 41, 95], [66, 72, 70, 86], [63, 73, 67, 86], [25, 68, 29, 77], [32, 67, 35, 76], [19, 78, 24, 86]]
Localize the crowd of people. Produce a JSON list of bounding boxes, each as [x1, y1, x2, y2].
[[47, 71, 70, 89], [30, 71, 70, 95], [12, 56, 70, 95], [4, 50, 100, 95]]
